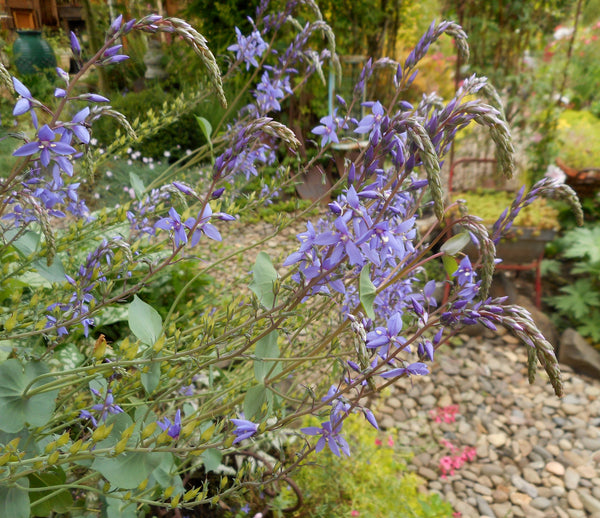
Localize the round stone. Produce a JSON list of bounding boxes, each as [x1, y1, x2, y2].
[[576, 465, 597, 479], [492, 489, 509, 503], [510, 491, 532, 507], [565, 467, 581, 490], [568, 490, 584, 510], [531, 496, 552, 510], [523, 466, 542, 484], [546, 461, 566, 476], [488, 433, 507, 448]]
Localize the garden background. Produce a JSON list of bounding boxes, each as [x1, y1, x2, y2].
[[1, 0, 600, 516]]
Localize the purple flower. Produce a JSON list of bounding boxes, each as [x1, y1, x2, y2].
[[379, 362, 429, 379], [70, 31, 81, 56], [254, 72, 285, 113], [301, 420, 350, 457], [12, 77, 38, 127], [158, 409, 182, 439], [228, 27, 268, 69], [79, 93, 110, 103], [80, 388, 124, 427], [184, 204, 223, 245], [155, 207, 188, 247], [67, 107, 91, 144], [453, 256, 476, 286], [355, 101, 386, 144], [13, 124, 76, 168], [312, 109, 346, 147], [108, 14, 123, 36], [366, 312, 406, 358], [231, 417, 258, 443], [363, 408, 379, 430]]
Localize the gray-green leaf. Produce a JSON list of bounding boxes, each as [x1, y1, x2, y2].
[[249, 252, 278, 309], [254, 331, 281, 383], [0, 479, 29, 518], [359, 265, 376, 320], [0, 360, 58, 433], [128, 295, 162, 345], [441, 231, 471, 256], [129, 171, 145, 200]]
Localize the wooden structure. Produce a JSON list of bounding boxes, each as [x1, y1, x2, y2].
[[0, 0, 83, 32], [0, 1, 183, 32]]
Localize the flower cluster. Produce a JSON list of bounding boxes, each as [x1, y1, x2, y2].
[[438, 439, 477, 478], [79, 387, 123, 427]]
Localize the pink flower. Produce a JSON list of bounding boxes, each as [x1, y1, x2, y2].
[[351, 511, 359, 516], [387, 436, 394, 447], [375, 438, 382, 446]]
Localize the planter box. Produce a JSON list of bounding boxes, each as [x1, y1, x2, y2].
[[495, 227, 556, 264], [461, 227, 556, 265]]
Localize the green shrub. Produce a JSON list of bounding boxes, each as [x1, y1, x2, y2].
[[92, 86, 207, 160], [271, 414, 454, 518], [452, 189, 560, 230], [556, 110, 600, 170]]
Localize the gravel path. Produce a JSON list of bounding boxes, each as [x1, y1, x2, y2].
[[378, 327, 600, 518]]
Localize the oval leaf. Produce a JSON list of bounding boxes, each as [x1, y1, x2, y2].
[[29, 468, 73, 517], [440, 231, 471, 257], [92, 450, 162, 489], [254, 331, 280, 383], [249, 252, 278, 309], [128, 295, 162, 345], [195, 115, 213, 142], [243, 384, 268, 420], [201, 448, 223, 472], [0, 360, 57, 433], [141, 361, 161, 395], [359, 265, 376, 320], [0, 479, 29, 518], [129, 171, 145, 200]]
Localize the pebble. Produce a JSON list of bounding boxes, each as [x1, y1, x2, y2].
[[565, 467, 581, 490], [477, 495, 496, 517], [568, 490, 584, 510], [580, 491, 600, 513], [511, 474, 539, 498], [546, 461, 566, 476], [530, 496, 552, 510], [488, 433, 507, 448], [523, 466, 541, 484], [576, 464, 597, 479]]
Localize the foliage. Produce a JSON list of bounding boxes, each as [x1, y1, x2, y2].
[[545, 18, 600, 112], [441, 0, 572, 86], [452, 190, 560, 230], [0, 3, 581, 517], [556, 109, 600, 170], [91, 85, 206, 160], [547, 225, 600, 342], [272, 414, 454, 517]]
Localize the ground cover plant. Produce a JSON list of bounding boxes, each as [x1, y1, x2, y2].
[[0, 2, 583, 517]]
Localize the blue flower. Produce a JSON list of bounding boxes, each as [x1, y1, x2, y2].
[[312, 109, 345, 147], [155, 207, 188, 247], [80, 388, 124, 427], [379, 361, 429, 379], [301, 420, 350, 457], [228, 27, 267, 70], [254, 72, 285, 113], [231, 417, 258, 444], [158, 409, 182, 439], [13, 124, 76, 168], [453, 256, 476, 286], [355, 101, 386, 144]]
